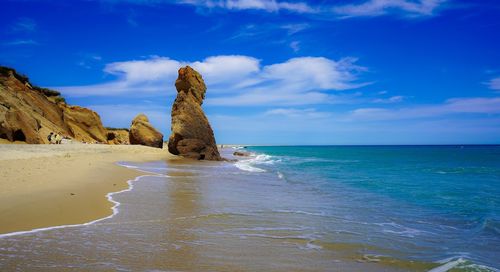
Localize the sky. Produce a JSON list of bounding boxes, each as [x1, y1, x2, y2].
[[1, 0, 499, 145]]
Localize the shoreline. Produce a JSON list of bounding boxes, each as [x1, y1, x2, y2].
[[0, 171, 160, 238], [0, 144, 178, 236]]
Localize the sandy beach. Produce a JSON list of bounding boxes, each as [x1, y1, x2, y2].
[[0, 143, 177, 235]]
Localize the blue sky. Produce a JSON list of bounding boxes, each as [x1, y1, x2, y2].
[[1, 0, 499, 144]]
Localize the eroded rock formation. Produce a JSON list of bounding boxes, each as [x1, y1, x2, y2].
[[168, 66, 221, 160], [129, 114, 163, 148], [60, 105, 108, 143], [0, 66, 108, 144], [107, 129, 130, 145]]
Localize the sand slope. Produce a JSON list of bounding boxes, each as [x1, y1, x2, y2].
[[0, 144, 176, 235]]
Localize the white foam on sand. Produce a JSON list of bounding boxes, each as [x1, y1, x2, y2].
[[234, 161, 266, 172], [233, 153, 280, 173], [428, 258, 466, 272], [0, 162, 164, 239]]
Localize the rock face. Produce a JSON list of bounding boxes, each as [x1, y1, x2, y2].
[[168, 66, 221, 160], [0, 66, 108, 144], [60, 105, 108, 143], [129, 114, 163, 148], [107, 129, 130, 145]]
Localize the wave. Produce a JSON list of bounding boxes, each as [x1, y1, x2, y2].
[[233, 153, 281, 173], [277, 171, 285, 179], [230, 226, 311, 232], [479, 217, 500, 235], [234, 161, 266, 172], [430, 257, 499, 272], [272, 209, 328, 217]]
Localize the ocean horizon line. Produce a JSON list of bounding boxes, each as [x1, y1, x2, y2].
[[223, 144, 500, 147]]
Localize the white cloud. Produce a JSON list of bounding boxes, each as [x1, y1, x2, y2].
[[104, 56, 181, 82], [487, 77, 500, 91], [264, 108, 331, 118], [350, 97, 500, 121], [104, 0, 447, 18], [262, 57, 365, 90], [333, 0, 446, 18], [57, 55, 367, 106], [3, 39, 39, 46], [372, 95, 405, 103], [280, 23, 311, 35], [179, 0, 317, 13], [228, 23, 310, 42], [289, 41, 300, 52], [190, 55, 260, 85], [11, 17, 37, 32], [174, 0, 446, 18], [77, 53, 103, 69]]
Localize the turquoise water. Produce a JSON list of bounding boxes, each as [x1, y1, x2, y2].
[[241, 145, 500, 269], [1, 145, 499, 271]]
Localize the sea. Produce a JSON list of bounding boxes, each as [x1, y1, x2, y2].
[[0, 145, 499, 271]]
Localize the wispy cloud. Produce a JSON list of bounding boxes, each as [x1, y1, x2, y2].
[[333, 0, 447, 18], [350, 97, 500, 121], [289, 41, 300, 52], [77, 53, 103, 69], [3, 39, 39, 46], [264, 108, 331, 118], [11, 17, 37, 32], [486, 76, 500, 91], [372, 95, 405, 103], [105, 0, 447, 18], [280, 23, 311, 35], [56, 55, 368, 106], [228, 23, 310, 41], [178, 0, 318, 13]]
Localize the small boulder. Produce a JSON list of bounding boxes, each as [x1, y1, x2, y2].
[[129, 114, 163, 148], [233, 151, 251, 157]]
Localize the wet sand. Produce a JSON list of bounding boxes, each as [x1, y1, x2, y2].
[[0, 147, 485, 271], [0, 144, 177, 235], [0, 158, 445, 271]]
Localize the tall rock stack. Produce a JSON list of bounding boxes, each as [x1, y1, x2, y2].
[[168, 66, 221, 160]]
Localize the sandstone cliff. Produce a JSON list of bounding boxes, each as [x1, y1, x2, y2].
[[107, 128, 130, 145], [61, 105, 108, 143], [0, 66, 108, 144], [168, 66, 221, 160], [129, 114, 163, 148]]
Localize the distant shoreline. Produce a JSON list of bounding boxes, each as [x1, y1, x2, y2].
[[221, 144, 500, 147]]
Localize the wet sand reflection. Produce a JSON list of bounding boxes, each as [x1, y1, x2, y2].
[[161, 162, 202, 270]]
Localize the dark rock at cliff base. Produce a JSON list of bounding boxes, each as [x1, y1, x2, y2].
[[129, 114, 163, 148], [107, 128, 130, 145], [233, 151, 251, 157], [168, 66, 221, 161]]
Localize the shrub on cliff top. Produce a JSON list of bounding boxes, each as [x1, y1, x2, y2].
[[0, 66, 29, 83], [33, 86, 61, 97], [105, 127, 130, 132], [54, 96, 66, 104]]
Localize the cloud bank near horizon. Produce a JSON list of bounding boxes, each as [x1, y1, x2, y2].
[[56, 55, 367, 106], [58, 53, 500, 144]]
